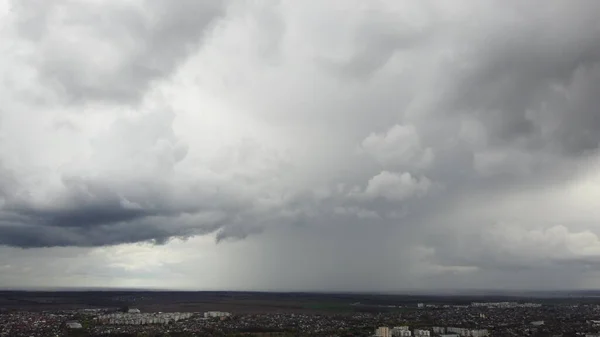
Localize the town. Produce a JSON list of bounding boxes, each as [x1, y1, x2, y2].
[[3, 300, 600, 336]]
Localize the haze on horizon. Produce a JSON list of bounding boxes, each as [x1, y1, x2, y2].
[[1, 0, 600, 292]]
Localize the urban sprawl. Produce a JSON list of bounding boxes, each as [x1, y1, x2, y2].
[[3, 301, 600, 336]]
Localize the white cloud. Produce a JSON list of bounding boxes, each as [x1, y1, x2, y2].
[[363, 171, 431, 201]]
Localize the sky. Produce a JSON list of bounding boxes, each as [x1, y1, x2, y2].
[[1, 0, 600, 292]]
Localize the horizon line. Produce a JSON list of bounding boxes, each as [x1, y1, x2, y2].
[[1, 287, 600, 296]]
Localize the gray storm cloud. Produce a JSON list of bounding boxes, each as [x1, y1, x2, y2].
[[1, 0, 600, 290], [10, 0, 225, 104]]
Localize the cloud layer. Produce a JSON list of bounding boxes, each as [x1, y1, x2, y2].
[[1, 0, 600, 290]]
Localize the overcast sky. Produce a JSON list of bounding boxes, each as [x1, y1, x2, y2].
[[1, 0, 600, 292]]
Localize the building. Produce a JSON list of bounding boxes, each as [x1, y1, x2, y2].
[[393, 329, 411, 336], [433, 327, 446, 334], [392, 326, 411, 336], [127, 308, 141, 313], [65, 321, 82, 329], [414, 329, 431, 336], [376, 327, 392, 337], [204, 311, 231, 318], [417, 303, 424, 308], [470, 329, 489, 337], [96, 312, 193, 325], [447, 327, 471, 336]]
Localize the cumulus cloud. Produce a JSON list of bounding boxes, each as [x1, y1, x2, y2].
[[363, 171, 431, 202], [1, 0, 600, 290], [434, 224, 600, 272]]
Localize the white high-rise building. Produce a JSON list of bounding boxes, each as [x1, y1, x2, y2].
[[432, 327, 446, 334], [392, 326, 411, 336], [414, 329, 431, 336]]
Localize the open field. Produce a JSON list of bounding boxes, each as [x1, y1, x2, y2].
[[2, 290, 600, 314]]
